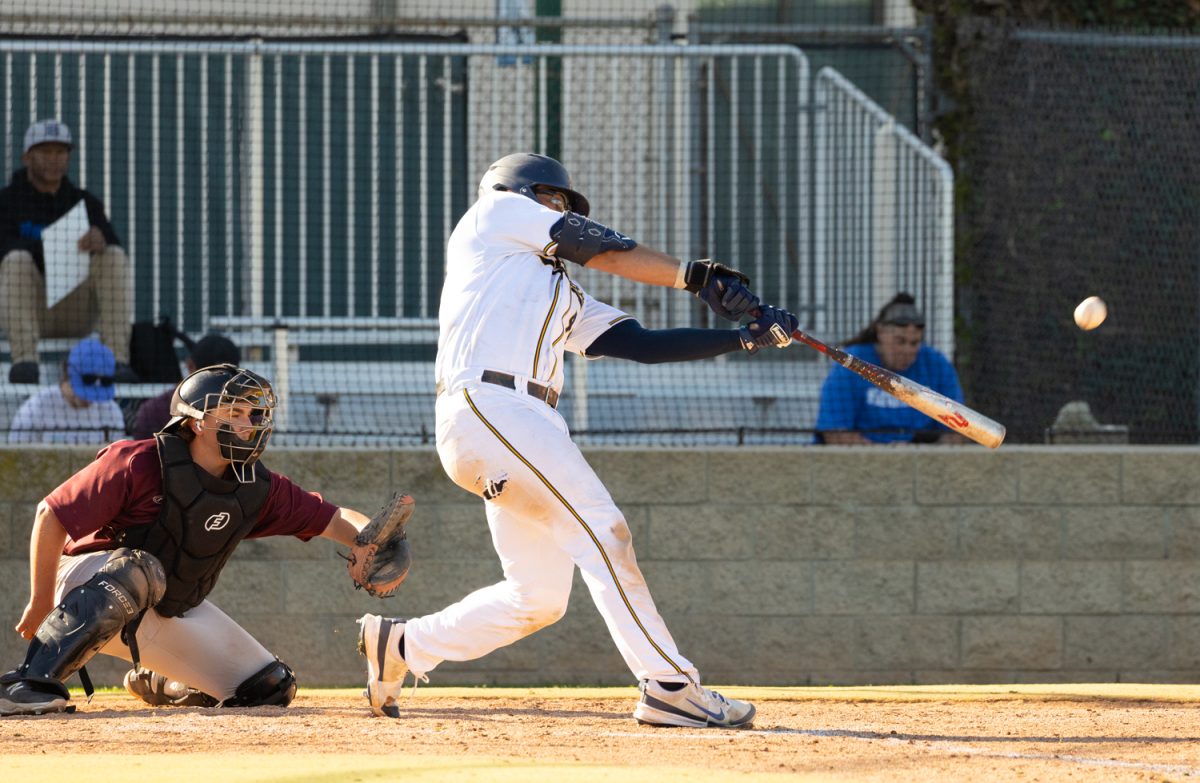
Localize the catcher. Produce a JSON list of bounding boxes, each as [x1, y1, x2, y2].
[[0, 364, 412, 716]]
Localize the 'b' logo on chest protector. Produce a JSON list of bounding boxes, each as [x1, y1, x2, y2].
[[204, 512, 231, 532]]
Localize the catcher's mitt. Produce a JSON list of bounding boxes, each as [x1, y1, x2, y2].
[[346, 492, 414, 598]]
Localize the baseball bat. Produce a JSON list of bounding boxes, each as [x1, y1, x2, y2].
[[754, 311, 1006, 448]]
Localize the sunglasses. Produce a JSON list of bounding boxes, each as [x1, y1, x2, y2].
[[78, 373, 114, 387]]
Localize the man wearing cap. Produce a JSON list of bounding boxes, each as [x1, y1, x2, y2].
[[0, 363, 386, 716], [814, 292, 965, 444], [8, 337, 126, 444], [0, 119, 134, 384], [131, 333, 241, 440]]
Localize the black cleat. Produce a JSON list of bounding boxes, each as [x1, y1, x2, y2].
[[0, 678, 70, 717]]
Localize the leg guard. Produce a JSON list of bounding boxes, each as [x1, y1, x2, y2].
[[222, 660, 297, 708], [13, 548, 166, 691]]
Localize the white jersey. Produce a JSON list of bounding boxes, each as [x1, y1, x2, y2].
[[435, 191, 630, 395]]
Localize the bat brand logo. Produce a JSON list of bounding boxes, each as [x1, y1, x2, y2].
[[204, 511, 231, 532], [938, 412, 969, 429]]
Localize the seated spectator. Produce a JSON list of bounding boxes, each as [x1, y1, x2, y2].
[[9, 337, 126, 444], [0, 119, 134, 385], [815, 293, 965, 445], [131, 333, 241, 439]]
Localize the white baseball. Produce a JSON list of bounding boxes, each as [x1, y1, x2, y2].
[[1074, 296, 1107, 331]]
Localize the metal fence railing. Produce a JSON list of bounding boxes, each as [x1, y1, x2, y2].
[[0, 39, 952, 445], [0, 42, 817, 337], [813, 66, 954, 355]]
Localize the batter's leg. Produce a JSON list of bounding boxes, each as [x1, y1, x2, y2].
[[401, 498, 575, 676], [438, 386, 696, 683], [539, 448, 698, 683]]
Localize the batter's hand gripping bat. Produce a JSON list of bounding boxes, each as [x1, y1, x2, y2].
[[756, 309, 1006, 448]]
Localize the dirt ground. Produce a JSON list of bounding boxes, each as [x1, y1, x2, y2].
[[5, 686, 1200, 781]]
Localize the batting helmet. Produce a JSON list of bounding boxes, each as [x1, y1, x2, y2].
[[478, 153, 590, 217], [164, 364, 276, 483]]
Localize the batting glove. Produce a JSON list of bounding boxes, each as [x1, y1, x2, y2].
[[680, 259, 759, 321], [701, 276, 759, 321], [739, 306, 798, 354]]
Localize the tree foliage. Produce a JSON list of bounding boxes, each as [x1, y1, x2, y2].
[[916, 0, 1200, 167]]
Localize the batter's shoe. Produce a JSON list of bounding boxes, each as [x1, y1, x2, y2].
[[633, 680, 756, 729], [358, 613, 409, 718], [123, 668, 219, 708], [0, 676, 71, 717]]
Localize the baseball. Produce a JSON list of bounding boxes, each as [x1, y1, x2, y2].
[[1074, 296, 1107, 330]]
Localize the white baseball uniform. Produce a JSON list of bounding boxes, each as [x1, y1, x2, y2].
[[402, 190, 697, 683]]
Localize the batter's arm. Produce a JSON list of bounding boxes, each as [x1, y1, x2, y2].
[[16, 501, 70, 639], [319, 507, 371, 547], [587, 246, 758, 322], [585, 319, 742, 363], [585, 245, 681, 287]]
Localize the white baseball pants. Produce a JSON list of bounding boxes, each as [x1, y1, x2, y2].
[[55, 550, 277, 700], [404, 381, 696, 683]]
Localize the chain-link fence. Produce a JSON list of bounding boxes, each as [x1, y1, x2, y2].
[[11, 4, 1185, 448], [958, 22, 1200, 444], [0, 0, 955, 447]]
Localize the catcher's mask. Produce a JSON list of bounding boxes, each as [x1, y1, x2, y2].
[[478, 152, 590, 217], [163, 364, 276, 483]]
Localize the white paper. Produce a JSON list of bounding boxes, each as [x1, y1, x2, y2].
[[41, 200, 91, 308]]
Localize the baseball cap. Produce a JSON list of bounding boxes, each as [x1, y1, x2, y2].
[[880, 300, 926, 327], [189, 334, 241, 369], [24, 119, 73, 154], [67, 338, 116, 403]]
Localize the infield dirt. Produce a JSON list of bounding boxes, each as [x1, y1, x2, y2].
[[5, 685, 1200, 781]]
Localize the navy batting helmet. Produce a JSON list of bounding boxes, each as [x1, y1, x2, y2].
[[164, 364, 276, 483], [478, 153, 590, 217]]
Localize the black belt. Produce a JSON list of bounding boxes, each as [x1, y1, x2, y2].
[[437, 370, 559, 409]]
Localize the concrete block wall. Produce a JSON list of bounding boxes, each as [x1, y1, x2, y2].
[[2, 445, 1199, 688]]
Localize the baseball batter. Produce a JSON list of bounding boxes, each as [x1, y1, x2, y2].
[[0, 364, 409, 716], [360, 153, 798, 728]]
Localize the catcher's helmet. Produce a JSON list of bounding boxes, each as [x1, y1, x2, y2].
[[478, 152, 590, 216], [164, 364, 276, 483]]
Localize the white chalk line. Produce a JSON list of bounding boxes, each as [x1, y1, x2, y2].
[[599, 727, 1200, 776]]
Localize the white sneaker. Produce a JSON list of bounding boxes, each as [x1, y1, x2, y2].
[[633, 680, 756, 729], [357, 614, 408, 718]]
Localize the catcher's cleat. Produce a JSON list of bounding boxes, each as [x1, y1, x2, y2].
[[633, 680, 756, 729], [123, 668, 219, 708], [0, 678, 71, 717], [358, 613, 409, 718]]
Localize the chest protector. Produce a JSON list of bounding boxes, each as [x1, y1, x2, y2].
[[120, 433, 271, 617]]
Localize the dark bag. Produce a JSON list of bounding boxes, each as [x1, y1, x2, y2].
[[129, 317, 184, 383]]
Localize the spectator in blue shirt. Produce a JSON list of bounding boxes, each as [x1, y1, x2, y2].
[[815, 293, 964, 445]]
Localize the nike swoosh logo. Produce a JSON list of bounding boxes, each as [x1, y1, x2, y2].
[[687, 699, 725, 722]]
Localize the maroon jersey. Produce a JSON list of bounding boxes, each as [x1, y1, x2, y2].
[[46, 439, 338, 556]]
